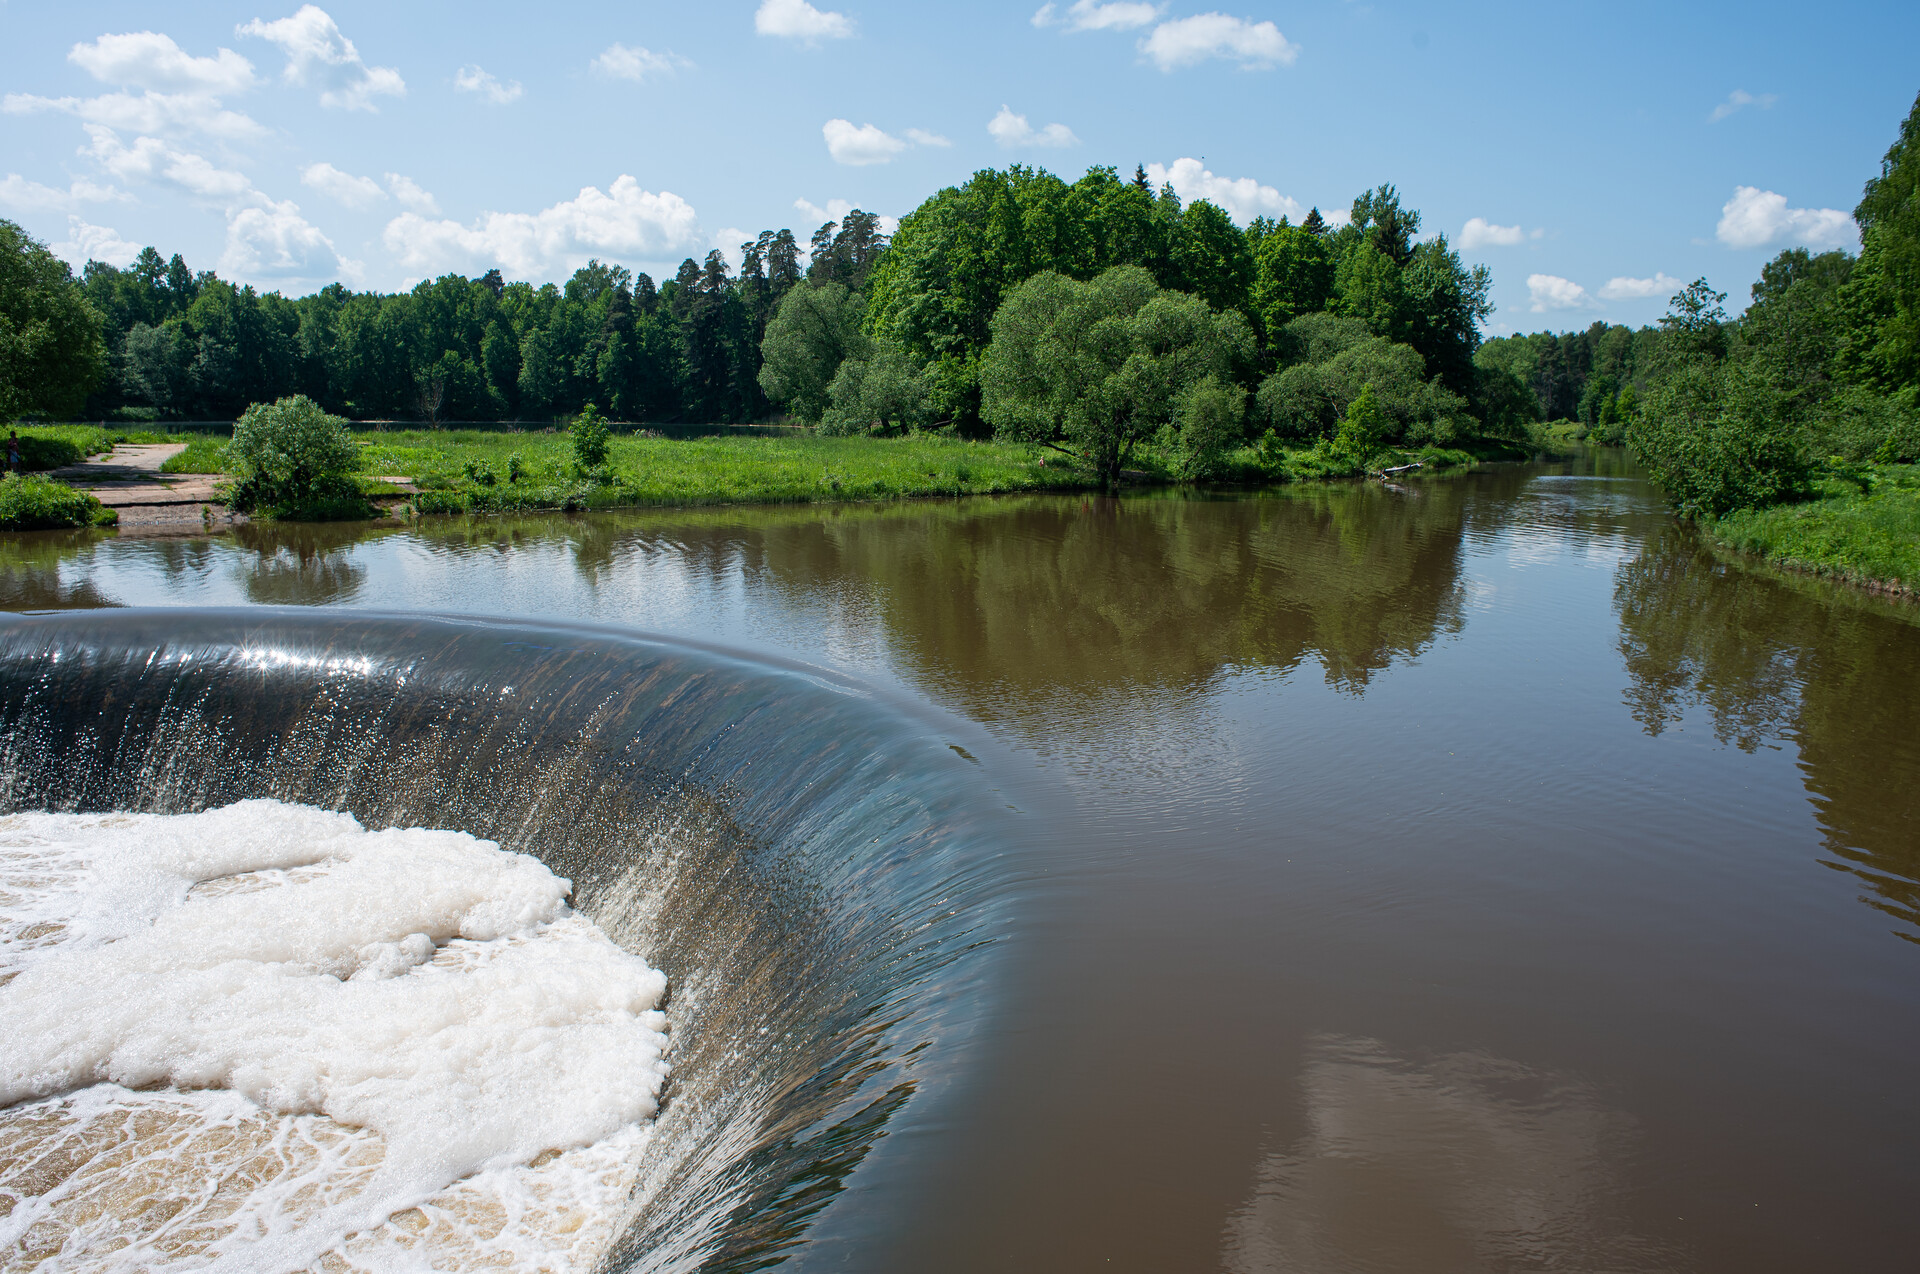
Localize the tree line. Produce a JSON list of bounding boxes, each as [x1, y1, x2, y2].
[[6, 165, 1522, 456]]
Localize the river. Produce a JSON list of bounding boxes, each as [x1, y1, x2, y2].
[[3, 452, 1916, 1273]]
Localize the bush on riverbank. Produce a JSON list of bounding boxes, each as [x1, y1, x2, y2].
[[1709, 464, 1920, 593], [227, 396, 377, 521], [0, 473, 116, 529]]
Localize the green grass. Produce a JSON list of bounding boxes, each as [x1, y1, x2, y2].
[[159, 437, 230, 473], [0, 474, 117, 530], [1709, 464, 1920, 594], [348, 430, 1099, 513]]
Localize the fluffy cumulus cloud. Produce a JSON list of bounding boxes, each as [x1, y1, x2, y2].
[[50, 217, 141, 268], [1032, 1, 1162, 31], [1526, 273, 1599, 313], [754, 0, 854, 42], [301, 161, 384, 209], [238, 5, 404, 111], [1145, 158, 1300, 224], [0, 174, 129, 212], [1140, 14, 1297, 71], [385, 172, 439, 214], [591, 44, 688, 83], [823, 120, 908, 166], [70, 125, 347, 283], [454, 65, 523, 104], [1598, 272, 1683, 301], [68, 31, 256, 96], [1459, 217, 1529, 249], [2, 89, 264, 141], [381, 176, 701, 277], [988, 105, 1079, 149], [4, 29, 264, 141], [223, 200, 355, 279], [1709, 89, 1777, 124], [1716, 186, 1857, 251]]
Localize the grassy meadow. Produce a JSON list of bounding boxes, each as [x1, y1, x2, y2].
[[1709, 464, 1920, 595]]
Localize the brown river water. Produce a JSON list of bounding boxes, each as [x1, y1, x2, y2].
[[3, 450, 1916, 1272]]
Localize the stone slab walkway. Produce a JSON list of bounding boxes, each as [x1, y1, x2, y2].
[[45, 443, 234, 531]]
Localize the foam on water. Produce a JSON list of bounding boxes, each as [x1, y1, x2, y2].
[[0, 800, 673, 1272]]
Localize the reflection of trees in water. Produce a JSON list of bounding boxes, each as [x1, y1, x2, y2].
[[1222, 1034, 1676, 1274], [751, 485, 1469, 709], [0, 529, 120, 610], [230, 522, 383, 606], [1615, 525, 1920, 942]]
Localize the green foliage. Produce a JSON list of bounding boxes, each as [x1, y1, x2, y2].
[[570, 404, 610, 469], [1171, 376, 1247, 479], [820, 339, 932, 435], [1627, 358, 1812, 518], [1836, 91, 1920, 391], [758, 282, 866, 422], [228, 394, 367, 518], [1332, 383, 1390, 467], [981, 266, 1253, 486], [1254, 326, 1468, 444], [1710, 465, 1920, 592], [1250, 222, 1336, 335], [1, 219, 106, 419], [0, 473, 116, 530]]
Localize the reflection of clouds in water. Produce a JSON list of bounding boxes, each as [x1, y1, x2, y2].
[[1223, 1035, 1678, 1274]]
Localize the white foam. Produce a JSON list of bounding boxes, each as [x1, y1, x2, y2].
[[0, 800, 672, 1272]]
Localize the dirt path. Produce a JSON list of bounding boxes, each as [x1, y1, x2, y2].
[[46, 444, 237, 531]]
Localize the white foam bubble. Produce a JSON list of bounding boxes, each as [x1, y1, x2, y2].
[[0, 800, 672, 1272]]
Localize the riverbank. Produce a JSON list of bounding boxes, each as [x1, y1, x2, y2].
[[1706, 464, 1920, 597]]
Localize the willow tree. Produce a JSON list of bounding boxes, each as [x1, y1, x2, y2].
[[981, 265, 1252, 486]]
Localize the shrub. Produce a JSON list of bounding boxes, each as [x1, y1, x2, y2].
[[227, 395, 373, 521], [1627, 360, 1812, 518], [0, 473, 116, 530], [570, 405, 610, 470]]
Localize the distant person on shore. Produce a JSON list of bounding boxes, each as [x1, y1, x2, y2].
[[6, 431, 20, 474]]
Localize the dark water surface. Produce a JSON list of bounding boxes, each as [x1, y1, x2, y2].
[[5, 454, 1918, 1272]]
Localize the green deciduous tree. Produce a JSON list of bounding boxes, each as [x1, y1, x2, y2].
[[758, 281, 867, 423], [1, 219, 107, 419], [227, 394, 362, 514], [981, 265, 1253, 486]]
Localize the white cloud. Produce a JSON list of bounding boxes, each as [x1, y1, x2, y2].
[[50, 217, 140, 268], [591, 44, 688, 83], [1709, 89, 1777, 124], [385, 173, 439, 214], [1527, 273, 1599, 313], [301, 161, 384, 209], [238, 5, 404, 111], [1033, 1, 1163, 31], [1716, 186, 1857, 251], [222, 199, 353, 280], [82, 127, 256, 204], [4, 90, 264, 141], [1145, 158, 1300, 224], [0, 174, 129, 212], [1140, 14, 1297, 71], [69, 31, 257, 96], [796, 196, 855, 225], [905, 128, 951, 147], [988, 105, 1079, 149], [454, 65, 523, 104], [1598, 272, 1683, 301], [1460, 217, 1527, 250], [381, 176, 701, 277], [823, 120, 908, 166], [755, 0, 854, 42]]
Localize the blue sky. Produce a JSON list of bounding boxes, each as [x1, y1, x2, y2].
[[2, 0, 1915, 333]]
